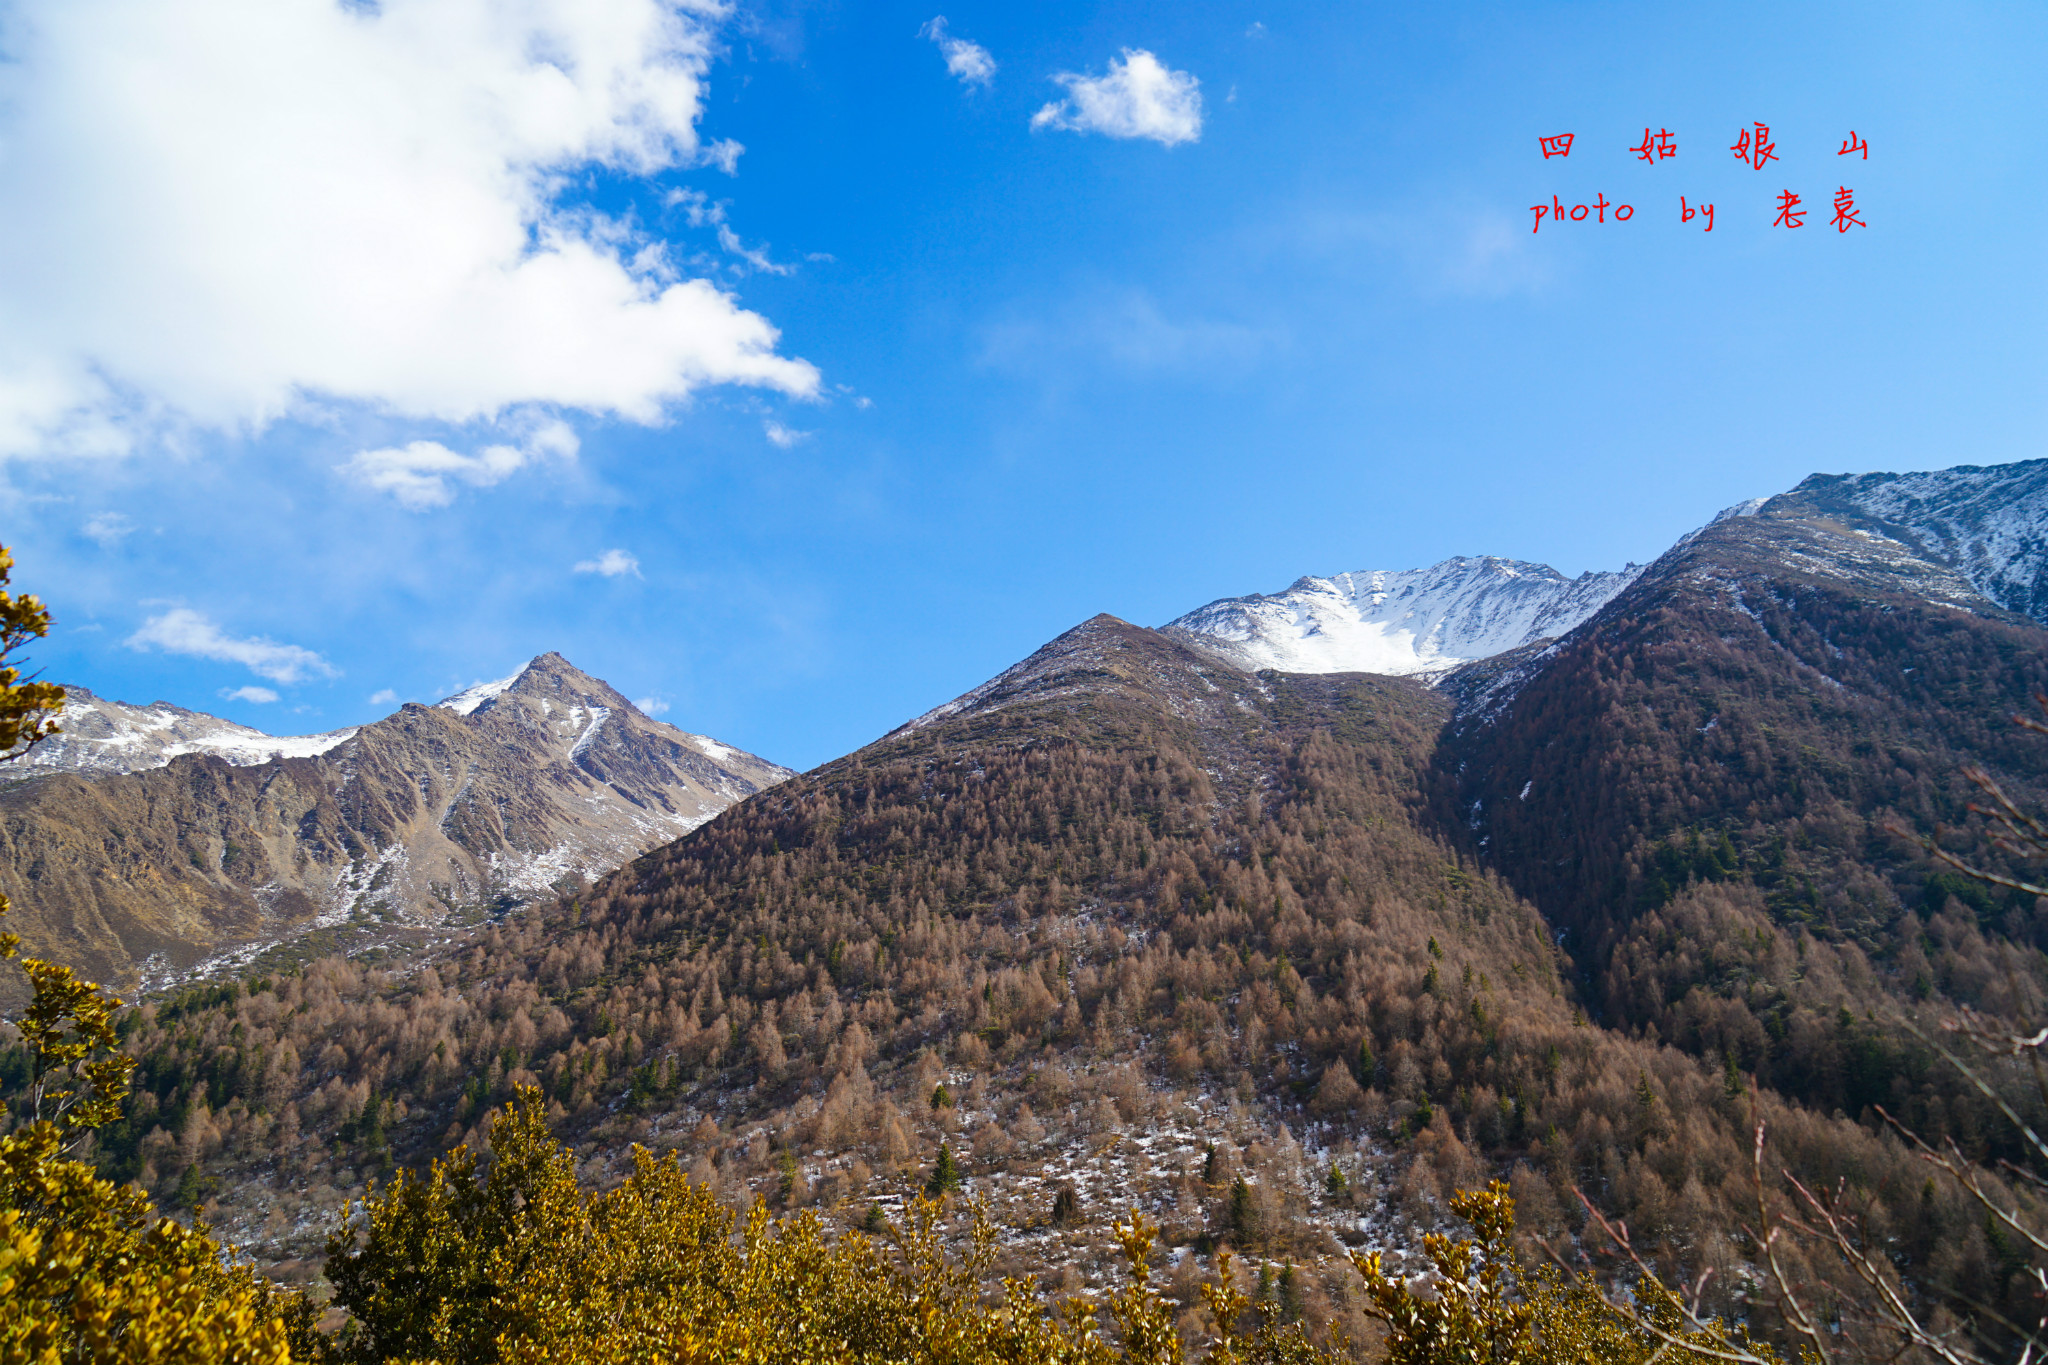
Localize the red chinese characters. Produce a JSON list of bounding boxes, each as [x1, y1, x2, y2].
[[1774, 190, 1806, 228], [1680, 197, 1715, 231], [1832, 187, 1865, 231], [1731, 122, 1779, 169], [1839, 130, 1869, 159], [1528, 193, 1633, 232], [1629, 127, 1677, 162], [1539, 133, 1574, 159]]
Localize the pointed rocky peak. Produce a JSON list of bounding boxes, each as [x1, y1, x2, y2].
[[436, 653, 646, 720], [497, 652, 635, 712], [431, 652, 793, 786]]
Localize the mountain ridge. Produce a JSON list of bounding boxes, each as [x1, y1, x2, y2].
[[8, 686, 358, 780]]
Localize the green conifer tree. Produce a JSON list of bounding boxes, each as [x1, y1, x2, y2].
[[925, 1143, 962, 1196], [1227, 1176, 1256, 1245]]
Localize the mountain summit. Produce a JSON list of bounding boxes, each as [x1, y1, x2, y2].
[[1160, 459, 2048, 682]]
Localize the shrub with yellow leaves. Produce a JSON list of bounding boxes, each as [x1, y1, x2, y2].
[[325, 1084, 1364, 1365], [2, 904, 306, 1363], [1353, 1181, 1787, 1365]]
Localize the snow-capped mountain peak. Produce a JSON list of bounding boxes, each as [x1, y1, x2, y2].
[[1163, 555, 1642, 677], [9, 688, 357, 780]]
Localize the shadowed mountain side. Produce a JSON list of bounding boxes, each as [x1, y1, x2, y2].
[[0, 654, 789, 1000]]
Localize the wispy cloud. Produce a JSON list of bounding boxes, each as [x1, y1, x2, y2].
[[919, 17, 996, 88], [980, 291, 1282, 378], [220, 685, 279, 704], [573, 549, 642, 578], [340, 419, 578, 510], [0, 0, 816, 461], [666, 189, 794, 276], [1032, 50, 1202, 146], [764, 420, 811, 449], [82, 511, 134, 546], [1301, 201, 1553, 298], [368, 688, 399, 706], [127, 608, 336, 684], [633, 695, 670, 716]]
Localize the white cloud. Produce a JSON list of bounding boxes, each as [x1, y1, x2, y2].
[[632, 694, 670, 716], [763, 420, 811, 448], [1031, 49, 1202, 146], [220, 685, 279, 703], [0, 0, 819, 461], [368, 688, 399, 706], [127, 607, 337, 683], [340, 418, 577, 510], [574, 548, 642, 577], [82, 511, 134, 546], [919, 17, 995, 88]]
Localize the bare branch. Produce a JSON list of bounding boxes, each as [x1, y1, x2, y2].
[[1781, 1167, 1992, 1365], [1746, 1114, 1836, 1365], [1894, 1017, 2048, 1171], [1531, 1224, 1776, 1365], [1878, 1108, 2048, 1262]]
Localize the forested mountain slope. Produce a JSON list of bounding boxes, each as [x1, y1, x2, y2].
[[0, 654, 788, 1000], [95, 615, 2027, 1346], [1432, 500, 2048, 1134]]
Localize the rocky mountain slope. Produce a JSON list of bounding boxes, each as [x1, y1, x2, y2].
[[1762, 456, 2048, 623], [1163, 557, 1641, 676], [0, 654, 789, 998]]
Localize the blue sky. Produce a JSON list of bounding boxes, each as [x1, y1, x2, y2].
[[3, 0, 2044, 769]]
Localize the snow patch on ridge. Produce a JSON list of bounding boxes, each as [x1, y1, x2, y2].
[[12, 687, 356, 779], [438, 666, 528, 716]]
